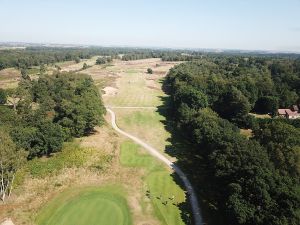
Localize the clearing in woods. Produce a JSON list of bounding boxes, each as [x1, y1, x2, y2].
[[1, 58, 190, 225], [0, 68, 20, 89], [101, 59, 194, 224]]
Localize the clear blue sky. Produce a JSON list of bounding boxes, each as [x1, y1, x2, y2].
[[1, 0, 300, 52]]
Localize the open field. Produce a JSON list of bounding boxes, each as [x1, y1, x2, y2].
[[59, 56, 99, 72], [36, 186, 132, 225], [0, 68, 20, 88]]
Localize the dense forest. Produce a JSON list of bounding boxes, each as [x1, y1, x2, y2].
[[0, 71, 105, 200], [163, 56, 300, 225], [0, 47, 201, 69], [121, 51, 202, 61]]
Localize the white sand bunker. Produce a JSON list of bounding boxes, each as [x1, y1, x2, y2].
[[1, 219, 14, 225], [102, 86, 118, 96]]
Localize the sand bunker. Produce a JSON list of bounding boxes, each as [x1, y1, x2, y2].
[[102, 86, 118, 96], [0, 219, 14, 225]]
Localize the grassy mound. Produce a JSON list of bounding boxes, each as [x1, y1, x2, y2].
[[36, 186, 132, 225]]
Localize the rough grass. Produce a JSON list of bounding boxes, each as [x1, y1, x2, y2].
[[240, 129, 253, 138], [27, 67, 40, 75], [0, 68, 20, 88], [249, 113, 271, 119], [3, 125, 161, 225], [59, 56, 99, 72], [36, 186, 132, 225], [26, 142, 112, 178], [120, 141, 187, 225], [12, 136, 114, 189]]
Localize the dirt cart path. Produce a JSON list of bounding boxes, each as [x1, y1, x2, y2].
[[106, 107, 203, 225]]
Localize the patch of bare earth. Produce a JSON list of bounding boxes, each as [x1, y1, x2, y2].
[[102, 86, 118, 96]]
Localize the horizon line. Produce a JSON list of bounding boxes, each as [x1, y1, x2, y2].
[[1, 40, 300, 55]]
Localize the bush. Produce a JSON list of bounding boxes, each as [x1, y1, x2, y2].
[[0, 89, 7, 104], [82, 63, 88, 70], [96, 57, 106, 65], [27, 143, 88, 178]]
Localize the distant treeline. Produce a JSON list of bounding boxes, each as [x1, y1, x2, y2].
[[1, 46, 299, 70], [163, 56, 300, 225], [0, 47, 124, 70], [121, 51, 203, 61], [121, 50, 300, 62]]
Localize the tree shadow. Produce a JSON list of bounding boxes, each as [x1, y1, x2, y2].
[[156, 94, 221, 225]]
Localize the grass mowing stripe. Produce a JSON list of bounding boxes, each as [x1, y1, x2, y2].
[[120, 141, 187, 225]]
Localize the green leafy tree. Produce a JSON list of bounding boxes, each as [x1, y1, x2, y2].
[[31, 73, 105, 139], [106, 57, 112, 63], [82, 63, 88, 70], [254, 96, 279, 116], [21, 68, 30, 80], [40, 64, 46, 75], [75, 57, 80, 63], [175, 86, 208, 111], [96, 57, 106, 65], [253, 121, 300, 177], [11, 121, 64, 158], [0, 89, 7, 104], [0, 129, 27, 201], [213, 87, 251, 121]]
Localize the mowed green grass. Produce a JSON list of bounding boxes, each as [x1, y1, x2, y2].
[[36, 186, 132, 225], [104, 71, 165, 107], [115, 108, 171, 154], [120, 141, 187, 225]]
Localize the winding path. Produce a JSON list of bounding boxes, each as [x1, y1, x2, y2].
[[106, 107, 203, 225]]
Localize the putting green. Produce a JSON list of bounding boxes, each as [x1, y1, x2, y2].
[[36, 187, 132, 225]]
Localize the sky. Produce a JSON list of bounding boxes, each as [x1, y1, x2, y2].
[[0, 0, 300, 52]]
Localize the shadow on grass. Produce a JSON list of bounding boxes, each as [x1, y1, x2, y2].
[[156, 94, 222, 225]]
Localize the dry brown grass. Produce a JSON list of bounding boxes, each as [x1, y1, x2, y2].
[[249, 113, 271, 119], [60, 56, 99, 72], [240, 129, 253, 138], [0, 68, 20, 89], [0, 124, 159, 225]]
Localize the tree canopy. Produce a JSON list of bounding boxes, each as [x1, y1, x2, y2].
[[164, 57, 300, 225], [1, 72, 105, 158]]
